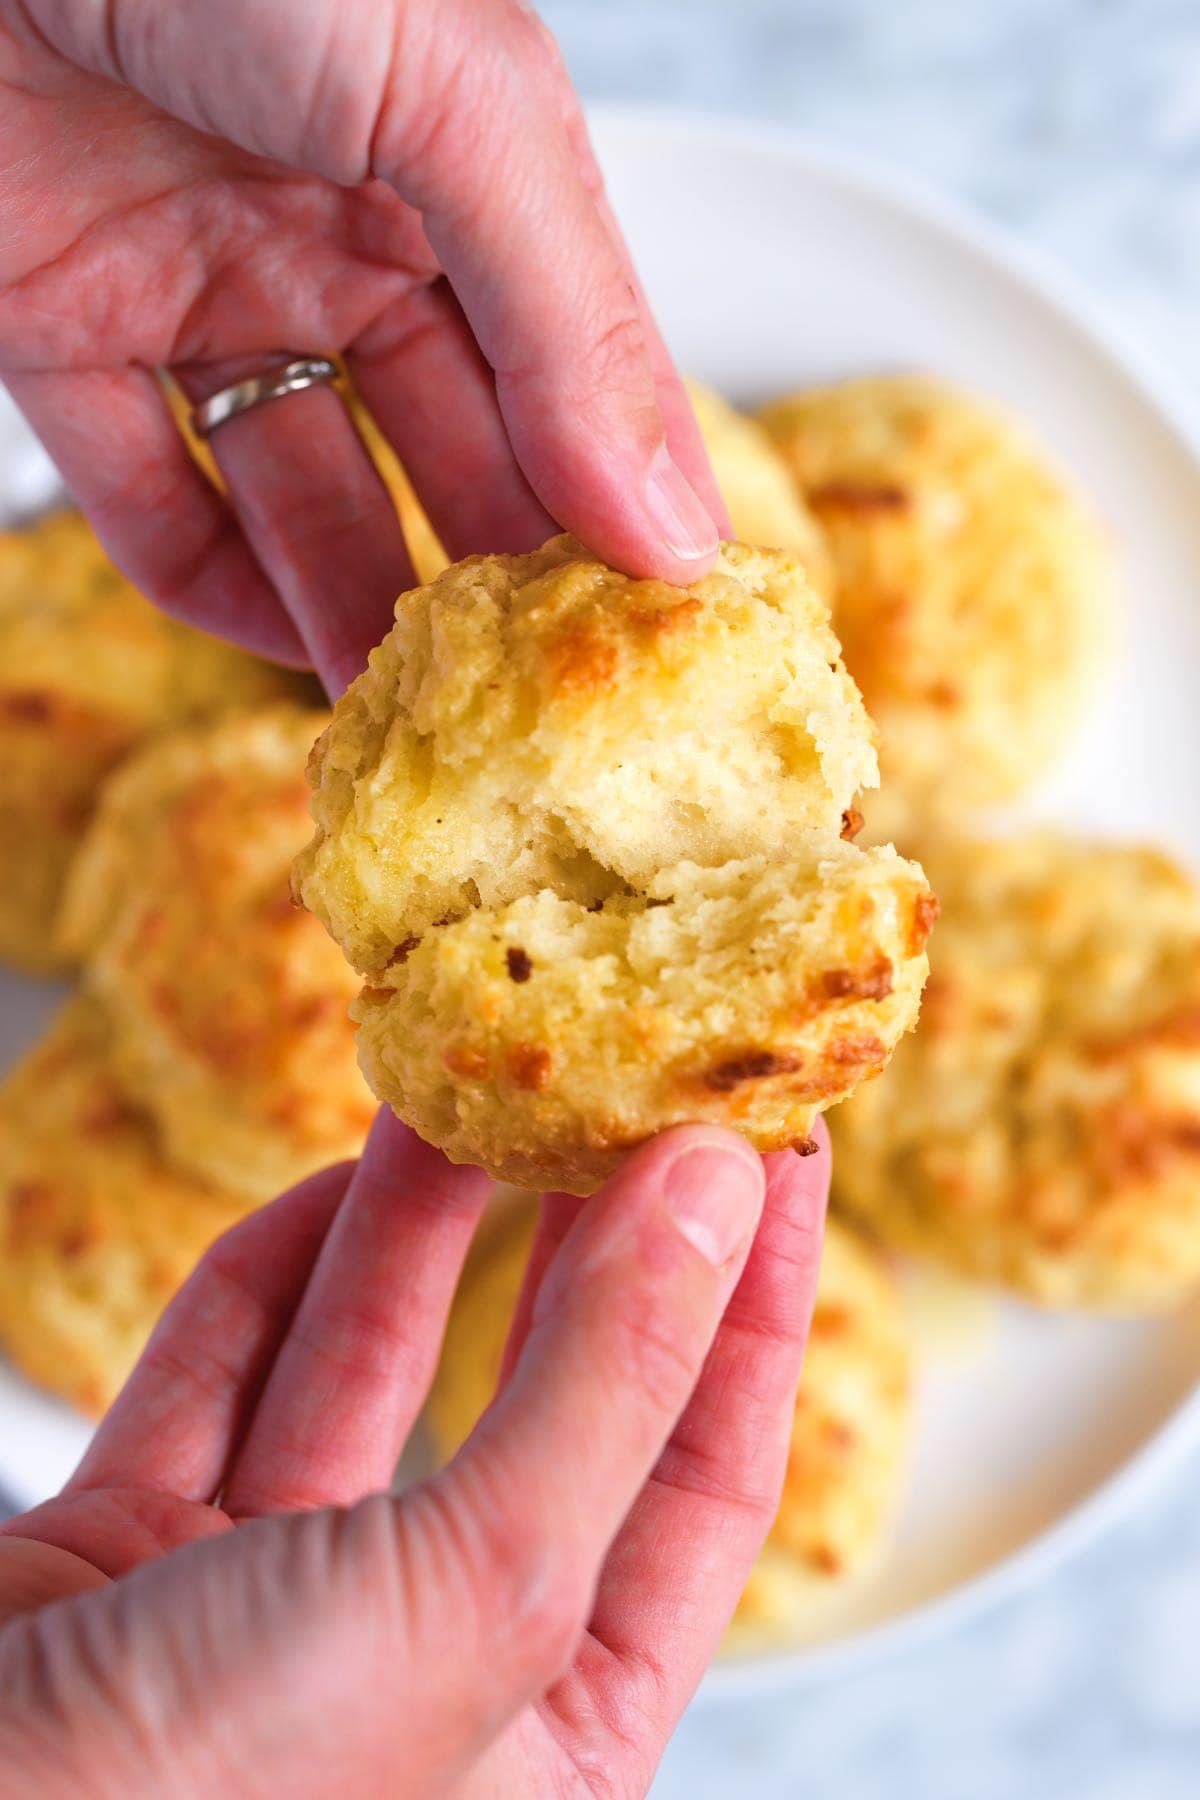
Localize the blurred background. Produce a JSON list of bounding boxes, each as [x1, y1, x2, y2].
[[530, 2, 1200, 1796]]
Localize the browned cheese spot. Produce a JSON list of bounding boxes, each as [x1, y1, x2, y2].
[[808, 1543, 846, 1577], [908, 891, 940, 956], [829, 1033, 886, 1067], [81, 1096, 141, 1138], [7, 1180, 57, 1246], [821, 956, 894, 1002], [631, 595, 704, 639], [506, 946, 533, 982], [549, 625, 620, 696], [821, 1418, 858, 1450], [1086, 1005, 1200, 1062], [507, 1043, 553, 1092], [443, 1044, 491, 1081], [811, 1302, 850, 1338], [704, 1050, 803, 1093], [809, 481, 911, 514], [0, 690, 53, 724]]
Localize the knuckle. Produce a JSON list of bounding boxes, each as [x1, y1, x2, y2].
[[507, 1563, 588, 1680], [585, 307, 649, 382], [535, 301, 652, 423], [502, 2, 563, 83], [657, 1433, 782, 1525], [381, 3, 560, 192]]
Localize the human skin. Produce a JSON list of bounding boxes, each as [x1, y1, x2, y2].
[[0, 1114, 829, 1795], [0, 11, 818, 1790], [0, 0, 727, 695]]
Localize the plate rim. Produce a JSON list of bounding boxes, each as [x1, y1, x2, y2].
[[585, 102, 1200, 1696]]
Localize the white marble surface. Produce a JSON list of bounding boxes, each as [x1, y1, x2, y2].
[[537, 2, 1200, 1795]]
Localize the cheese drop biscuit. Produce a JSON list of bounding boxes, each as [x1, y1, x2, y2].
[[60, 707, 376, 1201], [0, 509, 311, 974], [833, 835, 1200, 1310], [0, 1000, 252, 1416], [759, 376, 1111, 821], [296, 536, 933, 1191]]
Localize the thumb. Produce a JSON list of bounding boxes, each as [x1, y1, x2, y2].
[[395, 1126, 767, 1769], [0, 1129, 763, 1796]]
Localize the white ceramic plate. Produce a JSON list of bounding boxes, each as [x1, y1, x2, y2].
[[2, 108, 1200, 1692]]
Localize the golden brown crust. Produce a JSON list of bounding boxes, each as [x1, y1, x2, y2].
[[60, 707, 376, 1201], [353, 851, 929, 1193], [427, 1204, 911, 1648], [833, 835, 1200, 1310], [0, 508, 312, 974], [759, 375, 1112, 822], [0, 1000, 252, 1415]]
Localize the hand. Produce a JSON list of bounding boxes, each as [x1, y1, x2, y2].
[[0, 0, 726, 694], [0, 1112, 828, 1795]]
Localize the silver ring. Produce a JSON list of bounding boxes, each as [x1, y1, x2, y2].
[[191, 356, 341, 437]]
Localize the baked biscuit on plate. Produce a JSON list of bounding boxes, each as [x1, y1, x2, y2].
[[0, 509, 310, 974], [0, 999, 252, 1416], [833, 835, 1200, 1310], [60, 706, 376, 1202], [759, 375, 1111, 829]]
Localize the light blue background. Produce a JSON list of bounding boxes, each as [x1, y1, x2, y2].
[[539, 3, 1200, 1795]]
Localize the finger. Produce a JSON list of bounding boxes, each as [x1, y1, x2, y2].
[[347, 279, 557, 563], [222, 1111, 491, 1519], [485, 1194, 578, 1395], [581, 1130, 830, 1745], [0, 1538, 112, 1626], [373, 5, 720, 583], [0, 1490, 234, 1586], [173, 357, 416, 695], [68, 1163, 353, 1501], [394, 1128, 765, 1741], [553, 99, 730, 533], [2, 366, 309, 665]]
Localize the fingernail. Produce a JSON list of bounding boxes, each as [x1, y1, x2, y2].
[[664, 1141, 764, 1267], [643, 446, 720, 565]]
